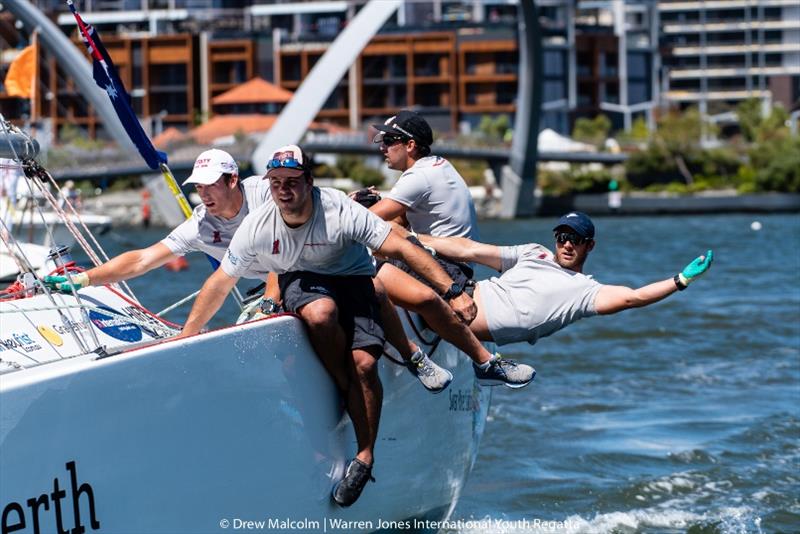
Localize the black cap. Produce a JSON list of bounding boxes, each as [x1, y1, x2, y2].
[[553, 211, 595, 239], [372, 110, 434, 147]]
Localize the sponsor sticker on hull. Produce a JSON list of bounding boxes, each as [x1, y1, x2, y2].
[[88, 306, 143, 342]]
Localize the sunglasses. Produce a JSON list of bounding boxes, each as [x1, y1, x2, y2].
[[555, 232, 590, 246], [374, 132, 409, 147], [266, 157, 304, 170]]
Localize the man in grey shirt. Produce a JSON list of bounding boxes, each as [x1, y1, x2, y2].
[[420, 212, 714, 346], [365, 110, 534, 390], [178, 145, 480, 508], [44, 148, 270, 291]]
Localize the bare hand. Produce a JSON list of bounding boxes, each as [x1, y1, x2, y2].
[[448, 293, 477, 325]]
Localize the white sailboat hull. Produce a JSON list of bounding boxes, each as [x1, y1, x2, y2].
[[1, 304, 490, 532]]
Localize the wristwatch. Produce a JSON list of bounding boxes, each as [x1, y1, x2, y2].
[[260, 297, 281, 314], [673, 274, 687, 291], [441, 283, 464, 301]]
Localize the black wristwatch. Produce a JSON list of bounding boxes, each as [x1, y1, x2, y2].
[[673, 274, 687, 291], [441, 283, 464, 300]]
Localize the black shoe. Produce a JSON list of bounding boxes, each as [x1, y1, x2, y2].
[[331, 458, 375, 507]]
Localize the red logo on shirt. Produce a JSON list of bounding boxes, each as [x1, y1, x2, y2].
[[212, 231, 221, 243], [272, 239, 280, 254]]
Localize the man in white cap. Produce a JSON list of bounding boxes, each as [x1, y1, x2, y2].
[[178, 144, 485, 508], [44, 148, 271, 290]]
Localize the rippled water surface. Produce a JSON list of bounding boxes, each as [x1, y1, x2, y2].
[[448, 213, 800, 533], [98, 213, 798, 533]]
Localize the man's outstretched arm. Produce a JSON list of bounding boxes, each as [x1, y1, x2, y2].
[[44, 243, 178, 290], [417, 235, 503, 271], [594, 250, 713, 315], [178, 268, 239, 337]]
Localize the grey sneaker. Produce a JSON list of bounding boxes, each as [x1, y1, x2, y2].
[[406, 350, 453, 394], [331, 458, 374, 507], [473, 354, 535, 389]]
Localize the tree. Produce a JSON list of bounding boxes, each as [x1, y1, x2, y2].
[[478, 114, 511, 142], [572, 114, 611, 148], [736, 98, 762, 142]]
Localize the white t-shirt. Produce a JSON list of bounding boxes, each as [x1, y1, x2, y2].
[[160, 176, 270, 279], [477, 243, 603, 346], [221, 187, 391, 279], [384, 156, 478, 238]]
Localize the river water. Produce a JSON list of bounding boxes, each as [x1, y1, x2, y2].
[[97, 212, 798, 533]]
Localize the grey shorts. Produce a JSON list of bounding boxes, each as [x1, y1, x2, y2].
[[278, 271, 384, 354], [377, 235, 474, 292]]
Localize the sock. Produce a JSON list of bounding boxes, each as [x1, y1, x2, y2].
[[477, 355, 496, 370]]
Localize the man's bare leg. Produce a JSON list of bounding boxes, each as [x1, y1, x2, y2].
[[297, 297, 349, 392], [373, 277, 416, 360], [348, 347, 382, 466], [377, 264, 492, 365], [373, 277, 454, 393]]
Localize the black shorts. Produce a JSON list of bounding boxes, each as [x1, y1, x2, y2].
[[278, 271, 384, 354], [376, 235, 474, 292]]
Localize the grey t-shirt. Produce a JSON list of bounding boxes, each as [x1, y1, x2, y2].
[[221, 187, 391, 279], [384, 155, 478, 238], [477, 243, 602, 346], [160, 175, 270, 278]]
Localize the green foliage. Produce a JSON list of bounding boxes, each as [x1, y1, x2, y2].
[[537, 165, 624, 196], [572, 114, 611, 148], [335, 155, 384, 188], [58, 124, 105, 150], [736, 98, 762, 142], [615, 116, 650, 148], [736, 98, 790, 143], [655, 107, 716, 155], [749, 135, 800, 192], [477, 114, 511, 142], [625, 143, 679, 187]]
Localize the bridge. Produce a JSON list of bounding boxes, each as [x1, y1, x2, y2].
[[50, 142, 627, 184]]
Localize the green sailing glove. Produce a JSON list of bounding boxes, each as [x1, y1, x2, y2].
[[43, 272, 90, 292], [676, 250, 713, 289]]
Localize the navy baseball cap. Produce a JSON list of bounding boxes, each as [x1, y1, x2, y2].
[[553, 211, 595, 239], [372, 110, 434, 147]]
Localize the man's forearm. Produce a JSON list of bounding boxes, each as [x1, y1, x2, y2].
[[87, 246, 173, 286], [401, 246, 452, 294], [630, 278, 679, 308], [180, 271, 237, 336], [417, 235, 474, 263]]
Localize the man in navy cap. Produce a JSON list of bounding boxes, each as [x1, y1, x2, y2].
[[415, 211, 714, 347]]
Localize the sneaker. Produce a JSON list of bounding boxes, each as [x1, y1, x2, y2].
[[473, 354, 535, 389], [406, 350, 453, 394], [331, 458, 375, 507]]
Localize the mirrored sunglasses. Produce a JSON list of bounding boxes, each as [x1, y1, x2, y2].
[[555, 231, 590, 245], [266, 157, 304, 170]]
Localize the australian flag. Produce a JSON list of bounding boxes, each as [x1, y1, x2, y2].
[[67, 0, 167, 170]]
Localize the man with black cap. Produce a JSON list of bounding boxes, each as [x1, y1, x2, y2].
[[417, 211, 714, 347], [370, 109, 477, 240], [178, 144, 487, 508], [44, 148, 271, 291], [361, 110, 535, 389]]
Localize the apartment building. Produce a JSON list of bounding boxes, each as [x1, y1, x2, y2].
[[659, 0, 800, 114], [2, 0, 662, 140]]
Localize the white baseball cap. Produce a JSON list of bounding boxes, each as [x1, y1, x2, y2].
[[183, 149, 238, 186], [266, 144, 308, 178]]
